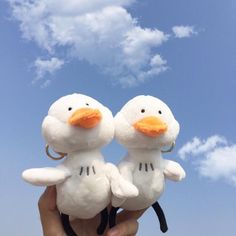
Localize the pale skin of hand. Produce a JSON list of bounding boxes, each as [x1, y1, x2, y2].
[[38, 186, 145, 236]]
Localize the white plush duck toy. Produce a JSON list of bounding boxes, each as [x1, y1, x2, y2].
[[109, 95, 186, 233], [22, 93, 138, 235]]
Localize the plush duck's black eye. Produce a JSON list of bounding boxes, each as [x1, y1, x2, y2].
[[158, 110, 162, 114], [68, 107, 72, 111], [141, 109, 145, 113], [86, 103, 89, 106]]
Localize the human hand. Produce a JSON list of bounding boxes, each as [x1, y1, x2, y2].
[[38, 186, 66, 236], [38, 186, 145, 236]]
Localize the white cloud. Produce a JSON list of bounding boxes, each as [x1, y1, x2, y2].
[[199, 145, 236, 186], [178, 135, 227, 160], [34, 57, 64, 82], [8, 0, 170, 87], [172, 25, 197, 38], [40, 79, 51, 89], [178, 135, 236, 186]]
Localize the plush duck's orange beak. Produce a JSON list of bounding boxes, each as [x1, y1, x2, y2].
[[133, 116, 167, 137], [68, 108, 102, 128]]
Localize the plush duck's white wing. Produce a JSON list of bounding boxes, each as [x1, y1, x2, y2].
[[105, 163, 138, 199], [22, 167, 71, 186], [163, 160, 186, 181], [106, 162, 138, 207]]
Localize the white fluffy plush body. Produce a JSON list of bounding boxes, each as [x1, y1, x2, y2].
[[112, 95, 186, 210], [23, 94, 138, 219], [55, 151, 111, 219]]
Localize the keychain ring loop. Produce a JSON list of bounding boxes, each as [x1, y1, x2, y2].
[[45, 144, 67, 160], [161, 141, 175, 153]]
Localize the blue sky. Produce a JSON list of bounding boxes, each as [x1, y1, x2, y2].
[[0, 0, 236, 235]]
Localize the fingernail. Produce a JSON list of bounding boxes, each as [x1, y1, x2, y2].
[[108, 228, 120, 236]]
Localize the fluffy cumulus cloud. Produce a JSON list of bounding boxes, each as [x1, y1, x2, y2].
[[199, 145, 236, 185], [178, 135, 236, 186], [172, 25, 197, 38], [8, 0, 172, 87], [178, 135, 227, 160]]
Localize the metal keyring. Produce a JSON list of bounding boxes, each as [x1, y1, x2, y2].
[[161, 141, 175, 153], [45, 144, 67, 160]]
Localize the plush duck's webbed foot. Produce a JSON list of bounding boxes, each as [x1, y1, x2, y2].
[[61, 214, 77, 236], [97, 207, 109, 235], [152, 201, 168, 233], [163, 160, 186, 181], [22, 167, 71, 186], [105, 163, 139, 200], [109, 207, 120, 228]]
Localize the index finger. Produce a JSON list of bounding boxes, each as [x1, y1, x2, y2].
[[117, 208, 146, 223], [107, 218, 139, 236], [38, 187, 66, 236]]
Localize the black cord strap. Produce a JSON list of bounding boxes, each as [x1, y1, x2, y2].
[[152, 201, 168, 233], [109, 202, 168, 233], [97, 207, 109, 235], [109, 207, 120, 228], [61, 208, 109, 236], [61, 213, 77, 236]]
